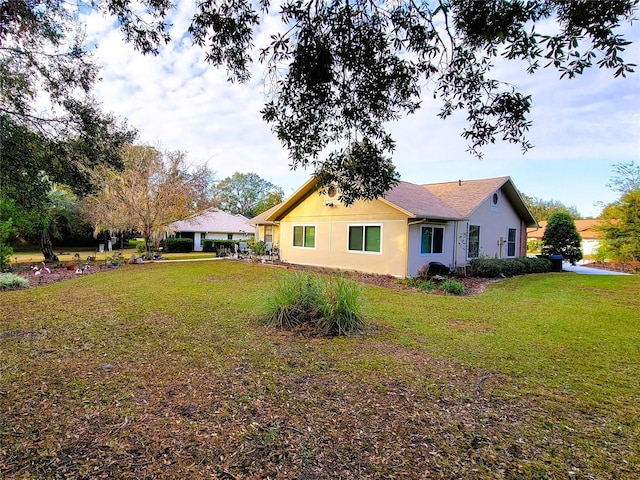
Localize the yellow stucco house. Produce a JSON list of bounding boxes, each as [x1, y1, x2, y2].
[[249, 176, 537, 278]]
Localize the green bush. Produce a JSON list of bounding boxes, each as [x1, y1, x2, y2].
[[0, 273, 29, 290], [592, 244, 610, 264], [441, 279, 465, 295], [128, 240, 147, 254], [204, 240, 237, 256], [250, 240, 267, 256], [264, 272, 364, 336], [163, 237, 194, 253], [470, 257, 552, 278], [541, 211, 583, 264], [202, 239, 214, 252], [0, 218, 15, 271], [419, 280, 437, 291], [400, 277, 437, 291], [517, 256, 554, 274]]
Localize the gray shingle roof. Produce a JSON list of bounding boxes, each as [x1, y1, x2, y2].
[[384, 182, 464, 220], [424, 177, 510, 217], [169, 208, 250, 233], [252, 175, 536, 227]]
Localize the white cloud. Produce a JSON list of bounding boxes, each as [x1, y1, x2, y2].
[[80, 5, 640, 217]]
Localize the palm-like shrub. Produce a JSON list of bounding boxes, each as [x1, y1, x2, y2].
[[441, 279, 465, 295]]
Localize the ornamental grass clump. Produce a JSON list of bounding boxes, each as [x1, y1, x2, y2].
[[264, 272, 325, 330], [264, 272, 364, 336], [0, 273, 29, 290], [318, 276, 364, 336]]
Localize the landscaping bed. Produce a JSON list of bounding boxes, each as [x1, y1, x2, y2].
[[12, 262, 115, 288], [581, 261, 640, 274]]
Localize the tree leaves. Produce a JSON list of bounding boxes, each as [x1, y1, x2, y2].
[[211, 172, 284, 218], [4, 1, 636, 203]]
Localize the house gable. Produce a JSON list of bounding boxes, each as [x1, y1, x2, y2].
[[425, 176, 537, 227], [251, 175, 538, 277], [271, 181, 411, 277]]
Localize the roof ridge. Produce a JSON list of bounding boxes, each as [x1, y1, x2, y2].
[[421, 175, 510, 188]]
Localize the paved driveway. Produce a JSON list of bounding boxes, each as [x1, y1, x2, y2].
[[562, 262, 630, 275]]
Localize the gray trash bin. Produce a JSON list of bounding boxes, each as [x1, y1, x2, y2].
[[549, 254, 563, 272]]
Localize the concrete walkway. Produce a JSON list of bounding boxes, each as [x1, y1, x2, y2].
[[561, 262, 630, 275]]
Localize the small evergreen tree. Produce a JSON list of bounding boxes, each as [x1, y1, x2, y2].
[[541, 212, 583, 264]]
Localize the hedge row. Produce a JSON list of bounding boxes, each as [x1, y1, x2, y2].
[[163, 237, 194, 253], [203, 239, 237, 255], [470, 256, 552, 278]]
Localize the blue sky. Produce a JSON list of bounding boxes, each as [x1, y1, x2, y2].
[[82, 4, 640, 218]]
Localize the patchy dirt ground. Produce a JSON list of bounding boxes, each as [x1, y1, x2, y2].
[[342, 270, 500, 296], [13, 262, 111, 288]]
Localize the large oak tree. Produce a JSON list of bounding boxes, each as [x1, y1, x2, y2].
[[102, 0, 637, 204], [1, 0, 135, 261], [212, 172, 284, 218], [2, 1, 637, 205]]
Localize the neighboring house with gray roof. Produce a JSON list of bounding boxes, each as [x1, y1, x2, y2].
[[248, 176, 537, 277], [168, 208, 254, 251]]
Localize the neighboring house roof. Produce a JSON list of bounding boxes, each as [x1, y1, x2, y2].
[[169, 208, 250, 233], [246, 203, 283, 226], [527, 219, 604, 240], [256, 175, 537, 226]]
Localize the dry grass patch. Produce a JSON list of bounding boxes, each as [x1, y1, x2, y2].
[[1, 261, 638, 478]]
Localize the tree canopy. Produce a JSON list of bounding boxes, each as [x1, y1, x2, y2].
[[1, 0, 105, 140], [82, 145, 214, 254], [212, 172, 284, 218], [522, 194, 581, 222], [598, 189, 640, 262], [0, 113, 134, 261], [104, 0, 637, 204], [606, 161, 640, 196], [1, 1, 136, 261], [2, 1, 637, 205], [597, 162, 640, 262]]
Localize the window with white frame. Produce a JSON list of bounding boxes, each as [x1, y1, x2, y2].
[[507, 227, 517, 257], [348, 225, 381, 253], [468, 225, 481, 258], [264, 225, 273, 243], [420, 226, 444, 254], [293, 225, 315, 248]]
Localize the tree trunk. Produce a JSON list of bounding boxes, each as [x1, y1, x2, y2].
[[40, 229, 59, 262]]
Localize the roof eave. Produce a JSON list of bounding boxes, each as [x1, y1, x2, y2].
[[265, 177, 319, 221]]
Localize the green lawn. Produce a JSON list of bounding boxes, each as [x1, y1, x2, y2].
[[1, 261, 638, 479]]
